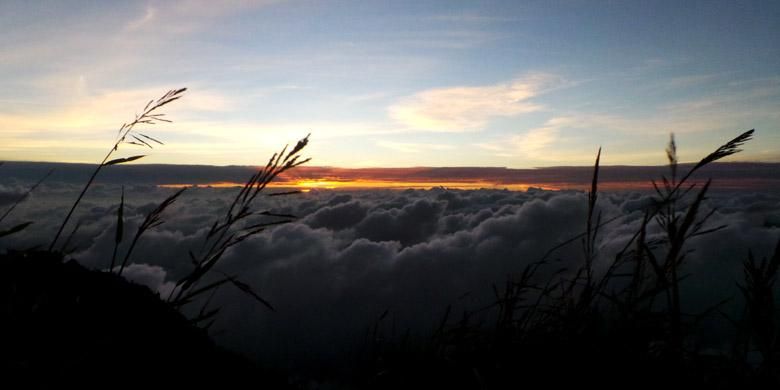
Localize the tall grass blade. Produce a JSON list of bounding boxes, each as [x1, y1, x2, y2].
[[49, 89, 185, 251], [104, 155, 146, 166], [0, 168, 53, 225], [110, 186, 125, 270], [228, 278, 276, 312], [117, 188, 186, 276], [0, 221, 33, 238], [666, 134, 678, 185], [138, 133, 165, 145]]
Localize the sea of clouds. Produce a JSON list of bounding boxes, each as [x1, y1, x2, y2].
[[1, 182, 779, 369]]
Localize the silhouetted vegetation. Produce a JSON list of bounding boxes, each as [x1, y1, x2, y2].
[[354, 129, 780, 389], [0, 90, 306, 388]]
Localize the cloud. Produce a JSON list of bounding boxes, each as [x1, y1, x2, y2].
[[123, 0, 282, 35], [0, 86, 246, 163], [1, 86, 233, 133], [376, 141, 456, 154], [125, 6, 157, 31], [118, 263, 176, 298], [354, 197, 444, 246], [0, 185, 25, 207], [305, 199, 368, 231], [512, 124, 559, 159], [1, 182, 778, 372], [426, 12, 519, 24], [477, 90, 778, 166], [657, 73, 719, 90], [388, 73, 559, 132], [476, 116, 602, 163], [382, 29, 505, 50]]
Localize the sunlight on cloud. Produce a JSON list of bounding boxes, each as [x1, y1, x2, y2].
[[475, 142, 515, 158], [475, 117, 572, 161], [513, 126, 558, 159], [376, 141, 455, 154], [388, 73, 558, 132], [204, 121, 404, 141], [0, 78, 407, 165], [149, 121, 400, 163], [0, 87, 234, 134], [477, 117, 604, 164], [0, 87, 242, 163], [475, 88, 777, 166]]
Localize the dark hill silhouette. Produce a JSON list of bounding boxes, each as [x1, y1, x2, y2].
[[0, 250, 288, 389]]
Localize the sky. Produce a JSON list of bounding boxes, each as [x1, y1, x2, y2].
[[1, 0, 778, 168]]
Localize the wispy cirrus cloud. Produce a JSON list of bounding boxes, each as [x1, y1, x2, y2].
[[388, 73, 561, 132], [125, 5, 158, 31], [124, 0, 282, 34], [425, 11, 520, 24], [382, 29, 505, 50], [656, 73, 719, 90]]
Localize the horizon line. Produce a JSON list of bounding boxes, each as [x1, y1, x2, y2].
[[3, 159, 779, 170]]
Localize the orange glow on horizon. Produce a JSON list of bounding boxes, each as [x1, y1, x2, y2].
[[158, 179, 561, 191], [156, 178, 771, 192]]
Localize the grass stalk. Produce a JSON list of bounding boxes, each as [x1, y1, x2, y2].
[[49, 88, 186, 251]]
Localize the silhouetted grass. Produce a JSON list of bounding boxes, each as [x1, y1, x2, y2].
[[356, 129, 780, 389], [0, 166, 52, 238], [168, 134, 310, 311], [738, 239, 780, 377], [49, 88, 186, 251], [116, 187, 187, 276], [0, 90, 309, 387]]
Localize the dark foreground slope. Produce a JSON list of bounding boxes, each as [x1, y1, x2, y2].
[[0, 250, 287, 389]]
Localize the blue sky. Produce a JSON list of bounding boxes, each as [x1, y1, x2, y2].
[[1, 0, 778, 167]]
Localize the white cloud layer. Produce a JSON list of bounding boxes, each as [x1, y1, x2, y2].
[[1, 183, 778, 370]]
